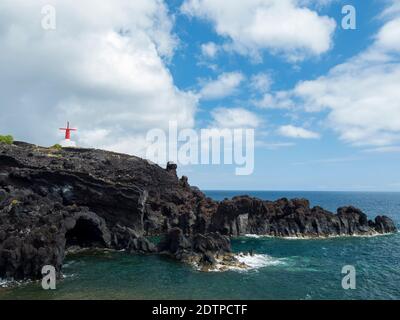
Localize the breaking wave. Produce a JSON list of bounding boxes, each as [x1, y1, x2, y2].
[[244, 233, 392, 240], [200, 253, 287, 273], [0, 279, 9, 288], [0, 278, 29, 288], [235, 253, 286, 270]]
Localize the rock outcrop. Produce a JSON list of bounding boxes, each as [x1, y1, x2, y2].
[[157, 228, 238, 271], [0, 142, 397, 280], [210, 196, 397, 237]]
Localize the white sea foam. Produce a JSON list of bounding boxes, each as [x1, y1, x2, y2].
[[204, 253, 286, 273], [198, 253, 286, 272], [0, 278, 9, 288], [244, 232, 393, 240], [244, 234, 262, 239], [0, 278, 26, 288], [236, 253, 286, 269]]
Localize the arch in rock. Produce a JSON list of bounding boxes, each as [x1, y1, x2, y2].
[[65, 217, 107, 249]]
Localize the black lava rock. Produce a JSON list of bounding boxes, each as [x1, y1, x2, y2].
[[0, 142, 397, 280]]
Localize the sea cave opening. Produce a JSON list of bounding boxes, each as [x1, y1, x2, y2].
[[65, 218, 106, 249]]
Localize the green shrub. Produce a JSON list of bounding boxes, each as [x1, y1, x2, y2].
[[0, 135, 13, 145], [11, 199, 20, 206], [51, 144, 63, 150]]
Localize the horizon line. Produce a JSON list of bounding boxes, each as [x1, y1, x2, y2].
[[202, 189, 400, 193]]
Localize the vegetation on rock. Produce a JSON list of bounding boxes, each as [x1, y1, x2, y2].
[[51, 144, 63, 151], [0, 135, 13, 145]]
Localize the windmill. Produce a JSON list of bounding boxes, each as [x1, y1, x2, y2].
[[59, 121, 77, 147]]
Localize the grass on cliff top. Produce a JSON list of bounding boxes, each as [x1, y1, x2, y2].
[[50, 144, 63, 151], [0, 135, 14, 145]]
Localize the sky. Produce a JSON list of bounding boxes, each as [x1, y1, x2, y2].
[[1, 0, 400, 191]]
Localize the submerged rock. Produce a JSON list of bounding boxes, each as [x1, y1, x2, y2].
[[0, 141, 397, 280]]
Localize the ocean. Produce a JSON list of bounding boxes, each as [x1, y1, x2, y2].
[[1, 191, 399, 300]]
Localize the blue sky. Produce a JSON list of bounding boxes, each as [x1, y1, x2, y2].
[[1, 0, 400, 191], [167, 0, 400, 191]]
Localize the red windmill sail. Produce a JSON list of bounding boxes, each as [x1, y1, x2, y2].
[[59, 121, 77, 140]]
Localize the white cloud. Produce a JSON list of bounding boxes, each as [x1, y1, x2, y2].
[[250, 73, 273, 93], [292, 60, 400, 146], [0, 0, 197, 156], [181, 0, 336, 61], [254, 91, 295, 109], [256, 141, 295, 149], [375, 18, 400, 53], [363, 146, 400, 153], [211, 107, 261, 128], [277, 125, 320, 139], [263, 4, 400, 147], [290, 28, 400, 146], [382, 0, 400, 18], [298, 0, 337, 8], [199, 72, 244, 100], [201, 42, 219, 58]]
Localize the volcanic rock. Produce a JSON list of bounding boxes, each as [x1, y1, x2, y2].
[[0, 141, 397, 280]]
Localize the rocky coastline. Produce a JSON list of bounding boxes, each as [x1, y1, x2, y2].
[[0, 142, 397, 281]]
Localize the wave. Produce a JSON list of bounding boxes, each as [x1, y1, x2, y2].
[[244, 234, 263, 239], [203, 253, 286, 273], [235, 253, 286, 269], [0, 278, 29, 288], [0, 279, 10, 288], [244, 232, 394, 240]]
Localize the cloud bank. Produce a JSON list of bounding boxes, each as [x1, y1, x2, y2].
[[0, 0, 197, 156], [181, 0, 336, 61]]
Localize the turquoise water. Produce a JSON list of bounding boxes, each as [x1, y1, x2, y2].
[[1, 191, 399, 300]]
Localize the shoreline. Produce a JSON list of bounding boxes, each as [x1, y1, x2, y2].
[[242, 231, 397, 240], [2, 230, 398, 289]]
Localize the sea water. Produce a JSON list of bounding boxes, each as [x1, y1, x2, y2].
[[1, 191, 399, 300]]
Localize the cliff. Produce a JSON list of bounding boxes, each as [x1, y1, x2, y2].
[[0, 142, 397, 280]]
